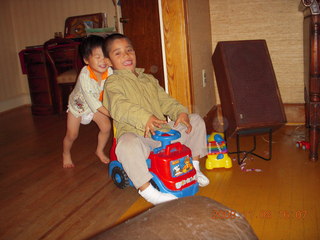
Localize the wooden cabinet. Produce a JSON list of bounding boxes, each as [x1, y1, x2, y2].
[[302, 0, 320, 161], [20, 47, 55, 115]]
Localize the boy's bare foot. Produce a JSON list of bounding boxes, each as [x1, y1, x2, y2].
[[96, 151, 110, 164], [63, 153, 75, 168]]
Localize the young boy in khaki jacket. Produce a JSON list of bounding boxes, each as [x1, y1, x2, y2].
[[103, 33, 209, 205]]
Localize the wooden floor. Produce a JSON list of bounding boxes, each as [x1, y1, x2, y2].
[[1, 106, 320, 240]]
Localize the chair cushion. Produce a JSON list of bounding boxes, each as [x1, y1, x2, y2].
[[57, 69, 78, 84], [89, 196, 258, 240]]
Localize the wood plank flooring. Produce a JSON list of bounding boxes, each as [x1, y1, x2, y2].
[[1, 106, 320, 240], [0, 107, 138, 240], [119, 125, 320, 240]]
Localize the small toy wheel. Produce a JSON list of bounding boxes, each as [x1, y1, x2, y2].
[[111, 166, 130, 189], [150, 179, 160, 191], [296, 143, 300, 148], [302, 145, 306, 150]]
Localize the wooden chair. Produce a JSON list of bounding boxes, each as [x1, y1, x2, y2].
[[44, 37, 81, 114]]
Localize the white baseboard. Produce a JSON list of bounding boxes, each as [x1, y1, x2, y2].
[[0, 95, 31, 113]]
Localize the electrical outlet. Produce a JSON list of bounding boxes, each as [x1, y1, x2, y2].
[[202, 69, 207, 87]]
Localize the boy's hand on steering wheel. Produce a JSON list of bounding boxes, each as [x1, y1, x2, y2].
[[174, 112, 192, 134], [144, 115, 167, 137]]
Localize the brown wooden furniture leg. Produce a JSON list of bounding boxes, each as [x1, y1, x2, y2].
[[308, 102, 320, 161], [309, 126, 319, 161], [302, 1, 320, 161], [308, 13, 320, 161]]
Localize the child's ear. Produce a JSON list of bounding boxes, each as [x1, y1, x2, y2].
[[83, 58, 89, 65], [106, 58, 113, 67]]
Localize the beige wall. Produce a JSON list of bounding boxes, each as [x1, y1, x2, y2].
[[0, 0, 305, 114], [0, 0, 116, 112], [0, 1, 30, 111], [209, 0, 304, 104]]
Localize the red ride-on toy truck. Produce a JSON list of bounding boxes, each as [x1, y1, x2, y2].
[[108, 129, 199, 198]]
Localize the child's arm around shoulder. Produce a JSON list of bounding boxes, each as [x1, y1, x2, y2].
[[97, 106, 110, 117]]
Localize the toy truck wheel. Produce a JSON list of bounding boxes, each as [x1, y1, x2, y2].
[[302, 145, 306, 150], [296, 142, 300, 148], [111, 166, 130, 189], [150, 179, 160, 191]]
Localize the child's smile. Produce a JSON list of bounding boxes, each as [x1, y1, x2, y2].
[[107, 38, 137, 72], [123, 60, 134, 67], [84, 47, 108, 78]]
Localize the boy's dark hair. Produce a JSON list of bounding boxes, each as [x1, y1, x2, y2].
[[104, 33, 132, 58], [79, 35, 106, 60]]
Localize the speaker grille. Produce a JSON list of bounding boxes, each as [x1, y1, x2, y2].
[[212, 40, 286, 138]]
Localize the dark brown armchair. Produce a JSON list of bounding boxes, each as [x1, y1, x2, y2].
[[44, 37, 81, 114]]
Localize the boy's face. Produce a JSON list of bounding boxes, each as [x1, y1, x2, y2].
[[106, 38, 136, 72], [84, 47, 108, 75]]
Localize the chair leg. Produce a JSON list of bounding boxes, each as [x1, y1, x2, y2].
[[58, 87, 64, 114], [58, 98, 63, 114], [54, 83, 76, 114], [53, 86, 63, 114]]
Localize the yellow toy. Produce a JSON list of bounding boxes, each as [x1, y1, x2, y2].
[[206, 132, 232, 169]]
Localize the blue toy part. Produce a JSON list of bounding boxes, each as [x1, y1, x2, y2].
[[109, 160, 134, 187], [109, 160, 121, 177], [152, 129, 181, 154], [217, 153, 224, 159], [214, 134, 224, 143]]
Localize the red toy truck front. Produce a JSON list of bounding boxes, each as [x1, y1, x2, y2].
[[149, 142, 198, 192]]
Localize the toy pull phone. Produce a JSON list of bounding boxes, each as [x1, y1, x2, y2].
[[206, 132, 232, 169]]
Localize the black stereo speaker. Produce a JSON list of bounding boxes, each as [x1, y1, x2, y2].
[[212, 40, 287, 138]]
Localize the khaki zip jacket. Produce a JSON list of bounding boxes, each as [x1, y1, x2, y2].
[[103, 68, 188, 139]]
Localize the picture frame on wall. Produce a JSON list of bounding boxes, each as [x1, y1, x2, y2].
[[64, 13, 107, 38]]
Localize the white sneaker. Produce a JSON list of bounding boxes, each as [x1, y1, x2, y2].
[[139, 184, 177, 205], [193, 160, 210, 187]]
